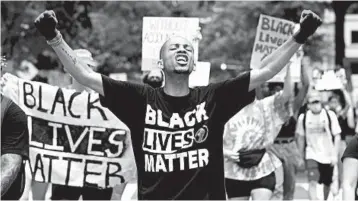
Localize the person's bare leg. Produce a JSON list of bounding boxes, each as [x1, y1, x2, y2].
[[309, 180, 319, 200], [323, 184, 330, 200], [251, 188, 273, 200], [19, 162, 32, 201], [228, 196, 250, 200]]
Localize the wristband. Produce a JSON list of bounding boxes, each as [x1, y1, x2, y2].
[[46, 30, 62, 47]]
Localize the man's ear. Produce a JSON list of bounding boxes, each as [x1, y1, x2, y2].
[[157, 59, 164, 69]]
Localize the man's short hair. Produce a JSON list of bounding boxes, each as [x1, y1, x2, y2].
[[159, 36, 194, 60]]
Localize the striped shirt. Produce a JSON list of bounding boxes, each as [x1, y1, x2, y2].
[[223, 91, 291, 181]]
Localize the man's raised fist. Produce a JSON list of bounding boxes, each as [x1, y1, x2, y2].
[[293, 10, 322, 44], [34, 10, 59, 41]]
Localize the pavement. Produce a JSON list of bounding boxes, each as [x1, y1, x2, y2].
[[24, 170, 341, 200]]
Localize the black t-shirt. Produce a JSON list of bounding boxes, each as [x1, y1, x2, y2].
[[337, 116, 355, 140], [100, 71, 254, 200], [1, 98, 29, 200], [276, 116, 296, 138]]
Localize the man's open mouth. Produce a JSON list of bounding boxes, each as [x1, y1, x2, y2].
[[175, 54, 188, 66]]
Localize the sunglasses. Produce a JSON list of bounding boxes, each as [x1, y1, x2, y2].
[[309, 100, 321, 104]]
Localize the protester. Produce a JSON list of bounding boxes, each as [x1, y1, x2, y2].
[[328, 88, 355, 193], [223, 66, 292, 200], [34, 9, 321, 200], [0, 95, 29, 200], [296, 90, 342, 200], [341, 134, 358, 200], [142, 68, 164, 88], [49, 49, 114, 200], [269, 63, 310, 200]]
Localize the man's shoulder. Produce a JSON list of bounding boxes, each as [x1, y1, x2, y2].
[[297, 113, 305, 122], [325, 109, 337, 118], [3, 99, 27, 125]]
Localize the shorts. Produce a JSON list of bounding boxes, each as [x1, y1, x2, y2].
[[225, 172, 276, 198], [306, 159, 334, 186], [51, 184, 113, 200]]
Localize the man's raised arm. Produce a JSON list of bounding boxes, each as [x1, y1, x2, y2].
[[281, 65, 292, 102], [34, 10, 104, 95], [293, 61, 310, 119], [248, 10, 322, 91]]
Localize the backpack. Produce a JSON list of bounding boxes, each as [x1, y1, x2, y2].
[[302, 108, 335, 143]]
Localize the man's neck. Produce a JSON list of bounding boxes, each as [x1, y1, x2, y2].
[[163, 74, 190, 97]]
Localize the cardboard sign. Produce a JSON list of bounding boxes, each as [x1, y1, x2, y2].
[[250, 14, 302, 82], [314, 70, 344, 90], [109, 73, 128, 81], [142, 17, 200, 71], [189, 62, 211, 87]]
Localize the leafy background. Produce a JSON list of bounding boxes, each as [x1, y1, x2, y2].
[[1, 1, 358, 84]]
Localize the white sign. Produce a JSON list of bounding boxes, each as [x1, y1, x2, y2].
[[1, 73, 136, 188], [142, 17, 200, 71], [110, 73, 128, 81], [189, 62, 211, 87], [250, 14, 302, 82], [315, 70, 344, 90]]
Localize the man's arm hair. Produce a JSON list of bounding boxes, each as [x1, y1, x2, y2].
[[50, 37, 104, 95], [293, 64, 310, 119], [249, 37, 301, 91], [1, 154, 22, 196]]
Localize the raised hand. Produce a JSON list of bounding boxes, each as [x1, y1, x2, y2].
[[34, 10, 59, 40], [293, 10, 323, 44]]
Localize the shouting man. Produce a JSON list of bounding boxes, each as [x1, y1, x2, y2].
[[34, 9, 321, 200]]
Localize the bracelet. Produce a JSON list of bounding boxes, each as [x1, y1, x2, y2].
[[46, 31, 63, 47]]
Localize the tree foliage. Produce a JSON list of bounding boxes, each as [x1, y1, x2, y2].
[[1, 1, 331, 81]]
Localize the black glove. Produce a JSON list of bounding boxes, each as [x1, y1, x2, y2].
[[293, 10, 322, 44], [34, 10, 59, 41]]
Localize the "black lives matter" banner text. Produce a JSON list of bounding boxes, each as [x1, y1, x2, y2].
[[2, 73, 136, 188]]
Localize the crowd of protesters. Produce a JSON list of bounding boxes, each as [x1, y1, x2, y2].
[[1, 7, 358, 201]]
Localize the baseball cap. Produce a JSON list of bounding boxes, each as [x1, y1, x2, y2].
[[308, 91, 321, 103]]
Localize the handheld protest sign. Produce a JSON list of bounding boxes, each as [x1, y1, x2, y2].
[[250, 14, 301, 82], [142, 17, 200, 71], [189, 62, 211, 87]]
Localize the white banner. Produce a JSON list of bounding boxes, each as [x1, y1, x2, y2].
[[109, 73, 128, 81], [142, 17, 200, 71], [1, 73, 136, 188], [314, 70, 345, 91], [250, 14, 302, 82], [189, 62, 211, 87]]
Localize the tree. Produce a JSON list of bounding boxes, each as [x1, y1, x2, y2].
[[1, 1, 331, 83], [199, 1, 330, 70]]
